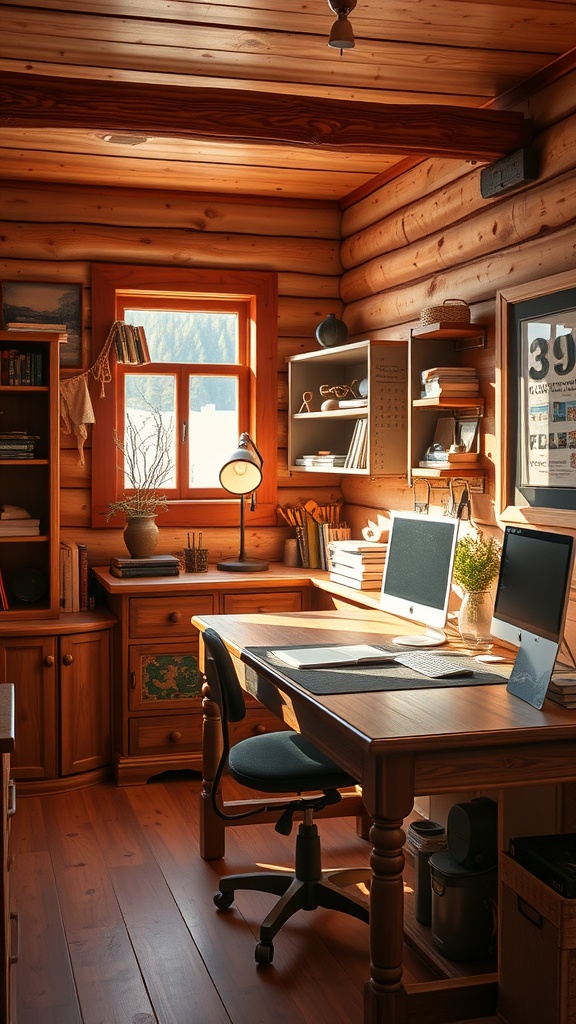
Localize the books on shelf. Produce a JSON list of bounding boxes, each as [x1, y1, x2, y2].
[[109, 553, 180, 578], [0, 519, 40, 535], [295, 453, 347, 468], [344, 419, 368, 469], [420, 365, 479, 399], [1, 347, 45, 385], [0, 432, 41, 458], [509, 832, 576, 898], [6, 321, 66, 331], [112, 322, 151, 365]]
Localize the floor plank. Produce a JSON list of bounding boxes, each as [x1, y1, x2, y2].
[[10, 774, 494, 1024]]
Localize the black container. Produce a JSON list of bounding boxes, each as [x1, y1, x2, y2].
[[429, 850, 497, 961], [406, 820, 447, 925]]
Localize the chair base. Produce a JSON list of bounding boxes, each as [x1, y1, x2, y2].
[[214, 821, 370, 964]]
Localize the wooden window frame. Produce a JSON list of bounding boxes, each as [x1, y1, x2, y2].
[[91, 263, 278, 529]]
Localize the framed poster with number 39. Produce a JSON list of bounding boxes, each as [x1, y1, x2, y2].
[[496, 268, 576, 527]]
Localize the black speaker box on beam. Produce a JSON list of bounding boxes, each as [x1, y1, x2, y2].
[[480, 148, 539, 198]]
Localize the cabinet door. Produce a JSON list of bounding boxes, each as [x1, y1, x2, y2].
[[0, 637, 57, 780], [128, 641, 203, 712], [60, 629, 112, 776]]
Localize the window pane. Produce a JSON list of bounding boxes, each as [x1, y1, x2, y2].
[[188, 375, 239, 487], [124, 309, 238, 363], [124, 375, 177, 489]]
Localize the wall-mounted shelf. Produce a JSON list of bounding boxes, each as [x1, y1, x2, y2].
[[408, 323, 487, 487], [288, 340, 407, 477]]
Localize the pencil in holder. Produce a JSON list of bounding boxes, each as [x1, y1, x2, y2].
[[185, 547, 209, 573]]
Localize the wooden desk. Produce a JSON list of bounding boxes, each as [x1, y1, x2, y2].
[[194, 607, 576, 1024]]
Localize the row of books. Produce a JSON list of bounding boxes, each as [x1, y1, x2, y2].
[[420, 365, 479, 399], [112, 322, 151, 365], [109, 554, 180, 578], [1, 348, 45, 386], [295, 522, 351, 570], [60, 538, 90, 612], [0, 432, 41, 459], [328, 540, 387, 591], [344, 419, 368, 469]]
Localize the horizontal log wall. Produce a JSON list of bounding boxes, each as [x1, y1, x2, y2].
[[0, 64, 574, 572], [0, 188, 345, 565], [340, 65, 576, 530]]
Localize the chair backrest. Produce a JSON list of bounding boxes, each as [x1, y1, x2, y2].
[[202, 627, 247, 726]]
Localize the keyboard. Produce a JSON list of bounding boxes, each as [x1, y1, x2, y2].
[[393, 651, 473, 679]]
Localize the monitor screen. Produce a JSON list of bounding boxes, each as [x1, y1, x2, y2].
[[491, 525, 575, 646], [379, 512, 460, 644]]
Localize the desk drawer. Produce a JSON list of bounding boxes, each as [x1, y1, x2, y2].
[[129, 714, 203, 757], [129, 595, 215, 638], [221, 590, 303, 615]]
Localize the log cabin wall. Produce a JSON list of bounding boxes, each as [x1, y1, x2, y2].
[[0, 64, 574, 580]]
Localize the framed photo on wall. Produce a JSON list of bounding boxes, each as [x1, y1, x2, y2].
[[1, 280, 85, 368], [496, 268, 576, 527]]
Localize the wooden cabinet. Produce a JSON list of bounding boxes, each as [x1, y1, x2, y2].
[[1, 685, 16, 1024], [407, 323, 487, 486], [0, 328, 63, 620], [93, 567, 313, 785], [0, 614, 114, 784], [287, 339, 407, 476]]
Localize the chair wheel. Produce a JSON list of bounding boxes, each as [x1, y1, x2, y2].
[[255, 941, 274, 966], [214, 890, 234, 910]]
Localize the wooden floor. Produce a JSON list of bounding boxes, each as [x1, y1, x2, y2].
[[10, 773, 499, 1024]]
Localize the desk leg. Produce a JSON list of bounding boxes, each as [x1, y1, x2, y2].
[[200, 682, 226, 860], [365, 816, 408, 1024]]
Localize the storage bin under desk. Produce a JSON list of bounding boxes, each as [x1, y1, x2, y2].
[[499, 852, 576, 1024]]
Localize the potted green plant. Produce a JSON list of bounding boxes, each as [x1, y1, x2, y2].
[[452, 531, 501, 651], [107, 404, 173, 557]]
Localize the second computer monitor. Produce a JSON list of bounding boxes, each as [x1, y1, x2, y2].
[[380, 511, 460, 646]]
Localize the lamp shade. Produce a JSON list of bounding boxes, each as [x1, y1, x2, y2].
[[328, 14, 355, 48], [219, 436, 263, 495]]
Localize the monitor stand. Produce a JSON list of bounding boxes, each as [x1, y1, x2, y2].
[[391, 628, 446, 648]]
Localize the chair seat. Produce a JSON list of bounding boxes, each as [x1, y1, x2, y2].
[[228, 729, 356, 793]]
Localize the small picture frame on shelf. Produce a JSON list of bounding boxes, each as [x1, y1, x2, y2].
[[1, 280, 85, 368]]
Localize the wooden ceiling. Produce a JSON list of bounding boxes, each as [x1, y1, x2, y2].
[[0, 0, 575, 203]]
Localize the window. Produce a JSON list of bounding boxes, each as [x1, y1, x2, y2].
[[91, 265, 278, 529]]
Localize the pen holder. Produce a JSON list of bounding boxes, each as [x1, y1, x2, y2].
[[184, 547, 209, 573]]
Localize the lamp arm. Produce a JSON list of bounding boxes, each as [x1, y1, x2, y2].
[[240, 431, 264, 471]]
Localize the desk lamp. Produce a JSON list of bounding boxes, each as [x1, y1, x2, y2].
[[217, 433, 269, 572]]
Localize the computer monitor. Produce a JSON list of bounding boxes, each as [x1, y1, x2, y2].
[[379, 511, 460, 647], [491, 525, 575, 708]]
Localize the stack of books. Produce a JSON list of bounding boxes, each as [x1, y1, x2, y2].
[[110, 554, 181, 578], [0, 432, 40, 458], [112, 322, 151, 365], [0, 516, 40, 536], [328, 540, 387, 590], [544, 671, 576, 708], [295, 453, 347, 469], [420, 366, 479, 399]]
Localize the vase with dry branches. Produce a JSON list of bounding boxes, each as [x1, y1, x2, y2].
[[107, 403, 173, 557]]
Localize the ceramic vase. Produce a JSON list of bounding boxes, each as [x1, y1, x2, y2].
[[458, 590, 494, 652], [123, 515, 159, 558], [315, 313, 348, 348]]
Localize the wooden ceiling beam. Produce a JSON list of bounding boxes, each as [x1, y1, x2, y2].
[[0, 72, 532, 161]]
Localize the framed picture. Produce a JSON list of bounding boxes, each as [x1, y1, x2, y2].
[[496, 268, 576, 526], [1, 280, 84, 368]]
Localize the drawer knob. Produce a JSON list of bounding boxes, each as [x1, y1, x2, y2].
[[253, 724, 266, 735], [62, 654, 74, 666], [44, 655, 55, 667], [169, 730, 183, 743], [169, 611, 182, 623]]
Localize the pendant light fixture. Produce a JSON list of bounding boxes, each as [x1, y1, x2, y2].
[[327, 0, 357, 52]]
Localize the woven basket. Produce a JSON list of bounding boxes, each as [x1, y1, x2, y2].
[[420, 298, 470, 327]]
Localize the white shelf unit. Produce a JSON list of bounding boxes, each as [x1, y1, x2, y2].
[[407, 323, 487, 487], [288, 340, 407, 477]]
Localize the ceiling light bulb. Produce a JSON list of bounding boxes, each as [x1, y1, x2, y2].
[[328, 12, 355, 49]]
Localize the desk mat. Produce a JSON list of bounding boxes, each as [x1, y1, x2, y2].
[[244, 646, 508, 696]]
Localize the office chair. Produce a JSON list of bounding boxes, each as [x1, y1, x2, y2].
[[202, 627, 370, 965]]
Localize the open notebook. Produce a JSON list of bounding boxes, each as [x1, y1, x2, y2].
[[271, 645, 397, 669]]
